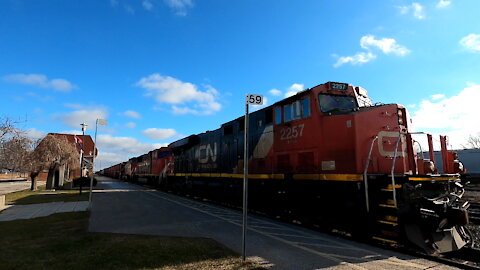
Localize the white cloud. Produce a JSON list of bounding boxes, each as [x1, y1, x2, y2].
[[334, 52, 377, 68], [56, 106, 108, 129], [164, 0, 194, 16], [398, 3, 425, 19], [284, 83, 305, 98], [459, 34, 480, 53], [143, 0, 153, 11], [267, 83, 304, 98], [110, 0, 119, 7], [172, 106, 199, 115], [97, 134, 163, 155], [3, 73, 76, 92], [95, 152, 125, 170], [431, 94, 445, 100], [95, 134, 166, 170], [334, 35, 409, 67], [137, 74, 221, 115], [436, 0, 451, 8], [142, 128, 177, 140], [360, 35, 410, 56], [25, 128, 46, 141], [126, 122, 137, 128], [410, 84, 480, 149], [269, 89, 282, 96], [122, 110, 141, 119]]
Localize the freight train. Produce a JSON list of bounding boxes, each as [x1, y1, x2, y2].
[[102, 81, 473, 254]]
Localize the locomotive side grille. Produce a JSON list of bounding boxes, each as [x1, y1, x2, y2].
[[297, 152, 315, 172], [277, 154, 291, 171]]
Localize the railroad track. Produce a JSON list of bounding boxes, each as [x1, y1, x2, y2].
[[469, 203, 480, 225], [438, 247, 480, 269]]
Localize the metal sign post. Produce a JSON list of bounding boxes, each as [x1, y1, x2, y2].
[[242, 94, 263, 261], [88, 118, 107, 210]]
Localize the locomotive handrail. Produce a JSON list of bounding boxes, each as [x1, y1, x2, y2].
[[363, 136, 378, 213], [390, 132, 403, 208], [413, 140, 425, 160]]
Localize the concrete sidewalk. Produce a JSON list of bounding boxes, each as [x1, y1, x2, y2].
[[0, 179, 88, 222], [0, 201, 89, 222]]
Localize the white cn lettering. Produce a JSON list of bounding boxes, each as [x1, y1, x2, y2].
[[198, 143, 217, 164]]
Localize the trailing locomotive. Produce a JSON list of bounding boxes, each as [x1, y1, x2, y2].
[[102, 81, 473, 254]]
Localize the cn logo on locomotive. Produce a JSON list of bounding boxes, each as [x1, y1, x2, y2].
[[197, 143, 217, 163]]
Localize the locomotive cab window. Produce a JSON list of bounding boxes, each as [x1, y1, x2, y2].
[[265, 108, 273, 124], [275, 107, 282, 124], [318, 94, 357, 113], [283, 97, 311, 123]]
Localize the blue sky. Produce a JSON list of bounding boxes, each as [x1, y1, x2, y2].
[[1, 0, 479, 169]]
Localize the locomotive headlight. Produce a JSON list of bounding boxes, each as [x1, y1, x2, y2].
[[397, 109, 404, 125]]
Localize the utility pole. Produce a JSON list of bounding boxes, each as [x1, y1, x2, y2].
[[80, 123, 88, 194], [89, 119, 107, 210]]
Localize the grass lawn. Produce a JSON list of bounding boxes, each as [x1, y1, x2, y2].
[[5, 185, 89, 205], [0, 212, 264, 270]]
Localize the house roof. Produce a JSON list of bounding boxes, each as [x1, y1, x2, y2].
[[47, 133, 97, 157]]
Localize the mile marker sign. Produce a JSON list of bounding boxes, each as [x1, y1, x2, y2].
[[242, 93, 263, 261], [246, 94, 264, 105]]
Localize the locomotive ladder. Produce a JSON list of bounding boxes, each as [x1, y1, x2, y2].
[[366, 133, 403, 245]]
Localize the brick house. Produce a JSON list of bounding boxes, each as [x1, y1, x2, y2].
[[37, 133, 97, 188]]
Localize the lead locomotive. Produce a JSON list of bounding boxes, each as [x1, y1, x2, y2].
[[104, 81, 473, 253]]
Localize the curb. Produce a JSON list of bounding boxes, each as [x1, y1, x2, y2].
[[0, 179, 28, 183], [0, 195, 4, 210]]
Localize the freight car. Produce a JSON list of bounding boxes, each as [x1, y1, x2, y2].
[[120, 147, 173, 185], [102, 162, 125, 180], [163, 81, 473, 254]]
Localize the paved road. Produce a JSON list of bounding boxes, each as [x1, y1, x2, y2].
[[89, 176, 458, 270]]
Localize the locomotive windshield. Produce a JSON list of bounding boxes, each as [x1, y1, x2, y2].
[[318, 94, 357, 113]]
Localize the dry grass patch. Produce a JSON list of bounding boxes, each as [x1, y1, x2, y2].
[[5, 185, 89, 205], [0, 212, 265, 270]]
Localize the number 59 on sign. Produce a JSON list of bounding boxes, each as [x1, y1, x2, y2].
[[246, 94, 264, 105]]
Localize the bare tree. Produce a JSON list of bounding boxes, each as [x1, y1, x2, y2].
[[27, 135, 80, 191], [0, 117, 30, 176], [0, 135, 32, 174], [0, 117, 18, 141], [462, 133, 480, 149]]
